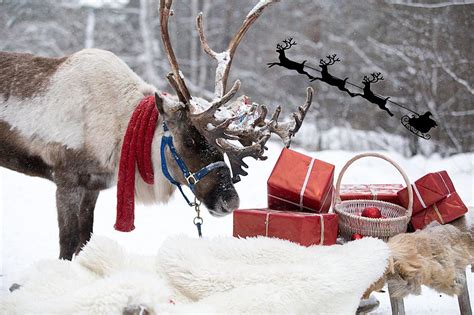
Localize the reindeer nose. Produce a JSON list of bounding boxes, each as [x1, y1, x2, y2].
[[221, 194, 240, 213]]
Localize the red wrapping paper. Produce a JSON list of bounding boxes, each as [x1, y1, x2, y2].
[[267, 148, 335, 213], [397, 171, 455, 214], [340, 184, 403, 205], [410, 192, 468, 230], [233, 208, 338, 246]]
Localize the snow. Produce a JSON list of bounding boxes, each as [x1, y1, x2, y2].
[[1, 142, 473, 314], [79, 0, 129, 9], [246, 0, 279, 18], [213, 51, 230, 99]]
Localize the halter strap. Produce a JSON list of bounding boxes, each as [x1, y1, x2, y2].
[[160, 123, 227, 206]]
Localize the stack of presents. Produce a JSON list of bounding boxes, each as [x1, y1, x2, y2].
[[233, 148, 469, 245]]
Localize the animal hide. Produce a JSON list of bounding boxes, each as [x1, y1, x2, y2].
[[0, 235, 390, 314], [387, 222, 472, 298]]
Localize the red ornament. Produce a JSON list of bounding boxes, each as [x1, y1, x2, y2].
[[351, 233, 363, 240], [361, 207, 382, 218]]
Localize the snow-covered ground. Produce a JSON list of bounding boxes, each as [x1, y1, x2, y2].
[[1, 142, 473, 314]]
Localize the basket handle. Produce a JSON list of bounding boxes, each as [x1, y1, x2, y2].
[[334, 152, 413, 219]]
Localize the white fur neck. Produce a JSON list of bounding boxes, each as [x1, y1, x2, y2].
[[134, 116, 175, 205]]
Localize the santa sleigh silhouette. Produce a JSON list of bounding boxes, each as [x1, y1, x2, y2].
[[401, 111, 437, 140]]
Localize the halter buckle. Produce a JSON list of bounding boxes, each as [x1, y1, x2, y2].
[[186, 173, 199, 186]]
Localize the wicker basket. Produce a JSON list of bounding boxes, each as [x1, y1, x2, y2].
[[334, 153, 414, 241]]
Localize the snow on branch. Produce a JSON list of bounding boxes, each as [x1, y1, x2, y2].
[[436, 57, 474, 95], [328, 34, 386, 74], [367, 37, 415, 67], [389, 0, 474, 9]]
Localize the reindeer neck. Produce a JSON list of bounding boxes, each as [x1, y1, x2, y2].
[[363, 83, 371, 92], [278, 50, 287, 60]]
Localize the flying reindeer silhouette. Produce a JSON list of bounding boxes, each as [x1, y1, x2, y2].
[[355, 72, 393, 117], [310, 54, 356, 97], [266, 38, 439, 140], [267, 38, 314, 80]]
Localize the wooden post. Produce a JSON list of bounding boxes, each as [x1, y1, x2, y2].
[[458, 269, 472, 315], [388, 283, 406, 315]]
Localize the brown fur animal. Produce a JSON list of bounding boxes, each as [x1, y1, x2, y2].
[[364, 223, 473, 299], [0, 0, 311, 260]]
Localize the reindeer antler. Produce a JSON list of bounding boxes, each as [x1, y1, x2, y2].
[[371, 72, 384, 82], [159, 0, 191, 104], [216, 87, 314, 182], [197, 0, 280, 98], [160, 0, 313, 183], [362, 72, 384, 84], [281, 37, 297, 50]]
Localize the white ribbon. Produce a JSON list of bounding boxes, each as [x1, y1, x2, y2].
[[319, 184, 333, 212], [412, 183, 427, 209], [300, 158, 316, 211], [319, 215, 325, 245], [437, 172, 452, 194], [265, 212, 271, 236], [369, 186, 378, 200], [432, 203, 445, 224]]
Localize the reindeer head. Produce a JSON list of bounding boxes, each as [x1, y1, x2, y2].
[[276, 37, 297, 53], [319, 54, 340, 69], [158, 0, 313, 217], [362, 72, 384, 86]]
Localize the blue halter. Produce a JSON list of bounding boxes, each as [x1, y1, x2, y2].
[[160, 123, 227, 206]]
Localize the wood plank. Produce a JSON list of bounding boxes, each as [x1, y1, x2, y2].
[[458, 269, 472, 315], [450, 207, 474, 272], [388, 282, 406, 315]]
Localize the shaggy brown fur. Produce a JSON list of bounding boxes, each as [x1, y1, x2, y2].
[[363, 222, 473, 299], [387, 222, 472, 298], [0, 51, 67, 100]]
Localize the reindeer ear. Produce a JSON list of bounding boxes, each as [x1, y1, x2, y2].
[[154, 93, 166, 116]]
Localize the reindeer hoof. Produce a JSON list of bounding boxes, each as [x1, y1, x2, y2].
[[123, 304, 151, 315], [356, 295, 380, 314], [9, 283, 22, 292]]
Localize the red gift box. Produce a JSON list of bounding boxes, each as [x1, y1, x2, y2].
[[410, 192, 468, 230], [233, 208, 338, 246], [340, 184, 403, 205], [397, 171, 455, 214], [267, 148, 334, 213]]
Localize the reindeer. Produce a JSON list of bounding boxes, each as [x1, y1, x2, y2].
[[0, 0, 313, 260], [311, 54, 356, 97], [267, 38, 313, 80], [356, 72, 393, 117]]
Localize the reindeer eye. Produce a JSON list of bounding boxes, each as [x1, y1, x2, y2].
[[184, 137, 195, 148]]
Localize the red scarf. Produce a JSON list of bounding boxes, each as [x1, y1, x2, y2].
[[115, 95, 159, 232]]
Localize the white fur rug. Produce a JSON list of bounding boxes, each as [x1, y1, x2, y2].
[[1, 235, 390, 314]]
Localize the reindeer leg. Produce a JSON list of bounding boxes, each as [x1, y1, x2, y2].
[[380, 104, 394, 117], [76, 189, 100, 255], [296, 61, 314, 80], [56, 184, 84, 260], [338, 79, 357, 97], [267, 62, 280, 68]]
